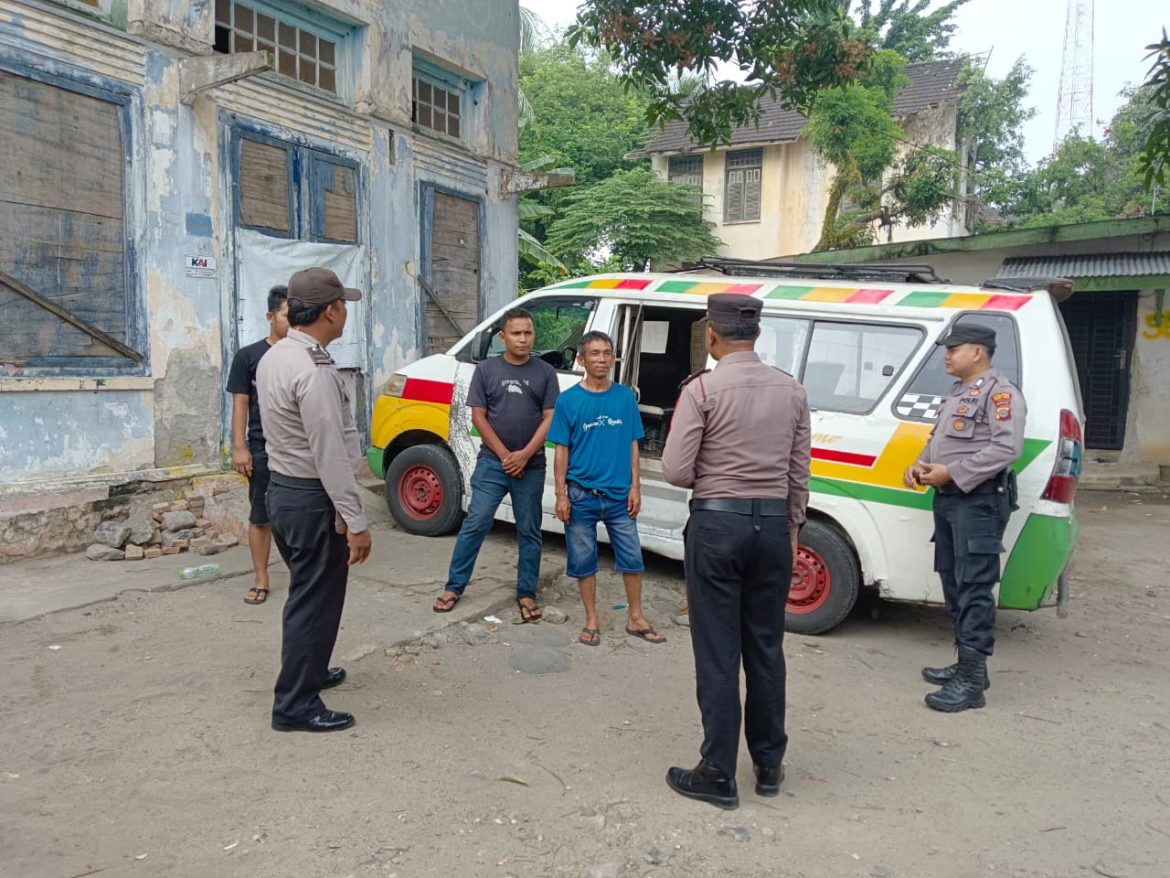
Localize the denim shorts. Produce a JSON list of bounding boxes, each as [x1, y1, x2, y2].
[[564, 484, 645, 579]]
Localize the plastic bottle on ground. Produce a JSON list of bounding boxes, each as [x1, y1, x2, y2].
[[178, 563, 220, 580]]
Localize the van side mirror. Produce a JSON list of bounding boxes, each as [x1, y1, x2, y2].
[[470, 330, 492, 362]]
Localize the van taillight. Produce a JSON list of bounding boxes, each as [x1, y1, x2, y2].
[[1041, 409, 1083, 504]]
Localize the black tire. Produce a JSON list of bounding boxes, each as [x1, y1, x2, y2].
[[785, 519, 861, 635], [384, 444, 464, 536]]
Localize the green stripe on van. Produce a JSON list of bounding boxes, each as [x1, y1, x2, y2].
[[551, 279, 594, 289], [998, 511, 1078, 609], [764, 285, 816, 300], [657, 280, 699, 293], [898, 290, 951, 307]]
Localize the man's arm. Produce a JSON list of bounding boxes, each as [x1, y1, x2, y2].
[[230, 394, 252, 476], [553, 444, 571, 523], [471, 407, 513, 462], [628, 439, 642, 518], [788, 388, 812, 535], [661, 385, 703, 488]]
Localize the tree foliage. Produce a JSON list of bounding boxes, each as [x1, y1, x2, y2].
[[1139, 28, 1170, 191], [568, 1, 868, 147], [848, 0, 972, 63], [545, 167, 722, 272]]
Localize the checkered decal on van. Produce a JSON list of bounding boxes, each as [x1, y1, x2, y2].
[[896, 393, 943, 421]]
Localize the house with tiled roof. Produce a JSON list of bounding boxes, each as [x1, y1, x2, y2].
[[634, 58, 969, 258]]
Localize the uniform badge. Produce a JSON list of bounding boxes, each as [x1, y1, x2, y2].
[[956, 405, 970, 414], [969, 388, 981, 397], [309, 346, 334, 366], [992, 391, 1012, 421], [952, 418, 967, 432]]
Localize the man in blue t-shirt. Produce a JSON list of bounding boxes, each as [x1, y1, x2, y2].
[[433, 308, 559, 621], [550, 331, 665, 647]]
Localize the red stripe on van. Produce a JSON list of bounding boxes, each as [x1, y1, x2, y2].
[[983, 294, 1029, 311], [615, 279, 653, 290], [403, 378, 454, 405], [724, 283, 763, 295], [810, 447, 877, 467], [848, 288, 893, 304]]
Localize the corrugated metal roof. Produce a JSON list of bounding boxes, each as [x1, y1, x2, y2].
[[997, 252, 1170, 278], [638, 57, 965, 156]]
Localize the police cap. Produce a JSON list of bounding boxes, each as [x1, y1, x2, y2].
[[288, 267, 363, 306], [935, 323, 996, 350], [707, 293, 761, 327]]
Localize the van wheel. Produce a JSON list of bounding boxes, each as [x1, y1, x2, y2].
[[385, 444, 464, 536], [786, 520, 860, 635]]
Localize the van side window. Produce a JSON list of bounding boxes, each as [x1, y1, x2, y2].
[[758, 316, 811, 377], [801, 321, 922, 414], [896, 313, 1021, 422], [482, 297, 597, 370]]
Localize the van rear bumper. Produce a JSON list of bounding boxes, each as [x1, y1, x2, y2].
[[999, 509, 1079, 610]]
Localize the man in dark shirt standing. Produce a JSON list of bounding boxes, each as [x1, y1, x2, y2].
[[661, 294, 811, 810], [226, 285, 289, 605], [432, 308, 559, 622]]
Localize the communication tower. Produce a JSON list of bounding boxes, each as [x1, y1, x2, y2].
[[1054, 0, 1095, 149]]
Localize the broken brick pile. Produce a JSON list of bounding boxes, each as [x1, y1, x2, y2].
[[85, 492, 240, 562]]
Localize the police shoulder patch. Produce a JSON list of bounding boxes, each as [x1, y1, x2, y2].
[[309, 346, 334, 366], [677, 368, 710, 393], [992, 390, 1012, 420]]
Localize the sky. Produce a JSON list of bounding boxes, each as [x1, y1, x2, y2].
[[521, 0, 1166, 164]]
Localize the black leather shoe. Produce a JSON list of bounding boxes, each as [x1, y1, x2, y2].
[[666, 760, 739, 809], [271, 710, 355, 733], [754, 763, 784, 797], [321, 667, 346, 689]]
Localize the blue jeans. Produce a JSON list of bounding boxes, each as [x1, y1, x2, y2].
[[564, 484, 645, 579], [445, 457, 544, 598]]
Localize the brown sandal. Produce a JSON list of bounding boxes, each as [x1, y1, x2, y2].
[[579, 627, 600, 646], [432, 592, 461, 613], [626, 625, 666, 644], [517, 597, 543, 623], [243, 587, 269, 605]]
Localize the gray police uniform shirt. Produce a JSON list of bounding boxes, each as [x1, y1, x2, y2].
[[920, 367, 1027, 493], [256, 328, 368, 534]]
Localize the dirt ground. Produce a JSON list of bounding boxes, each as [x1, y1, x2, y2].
[[2, 495, 1169, 878]]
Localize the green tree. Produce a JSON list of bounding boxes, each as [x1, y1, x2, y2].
[[545, 167, 722, 272], [848, 0, 972, 63], [1139, 28, 1170, 190], [957, 57, 1035, 227]]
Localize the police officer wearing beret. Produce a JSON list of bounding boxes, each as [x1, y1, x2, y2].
[[903, 323, 1027, 713], [257, 267, 372, 733], [661, 294, 812, 809]]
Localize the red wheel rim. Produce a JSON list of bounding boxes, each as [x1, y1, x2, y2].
[[398, 465, 443, 520], [789, 546, 831, 614]]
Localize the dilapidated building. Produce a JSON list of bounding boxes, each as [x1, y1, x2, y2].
[[0, 0, 523, 558]]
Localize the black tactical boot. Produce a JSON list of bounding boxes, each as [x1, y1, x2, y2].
[[922, 645, 990, 690], [925, 647, 987, 712]]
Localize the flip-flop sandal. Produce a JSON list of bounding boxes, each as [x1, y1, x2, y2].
[[517, 598, 543, 623], [626, 625, 666, 643], [579, 627, 600, 646], [432, 593, 461, 613], [243, 588, 269, 605]]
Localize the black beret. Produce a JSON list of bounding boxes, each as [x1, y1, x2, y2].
[[707, 293, 761, 327], [935, 323, 997, 349]]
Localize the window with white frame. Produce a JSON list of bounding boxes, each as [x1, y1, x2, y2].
[[214, 0, 349, 96], [724, 148, 762, 223], [669, 155, 703, 188], [412, 58, 473, 141]]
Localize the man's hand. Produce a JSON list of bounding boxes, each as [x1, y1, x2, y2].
[[627, 487, 642, 519], [918, 463, 952, 488], [903, 463, 929, 489], [555, 495, 571, 524], [232, 446, 253, 477], [500, 448, 531, 477], [346, 529, 372, 565]]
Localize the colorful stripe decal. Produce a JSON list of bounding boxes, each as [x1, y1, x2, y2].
[[403, 378, 454, 405], [656, 280, 763, 295], [555, 278, 654, 290], [810, 447, 878, 467]]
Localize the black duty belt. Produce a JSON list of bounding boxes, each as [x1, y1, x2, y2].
[[691, 498, 787, 516], [270, 472, 325, 490], [936, 476, 1002, 496]]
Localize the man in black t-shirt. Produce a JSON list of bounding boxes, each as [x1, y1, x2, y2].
[[432, 308, 560, 621], [226, 285, 289, 605]]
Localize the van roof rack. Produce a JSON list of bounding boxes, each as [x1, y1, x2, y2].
[[687, 256, 945, 285], [982, 276, 1075, 300]]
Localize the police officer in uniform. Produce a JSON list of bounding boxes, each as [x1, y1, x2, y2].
[[903, 323, 1026, 713], [258, 267, 372, 733], [661, 294, 811, 809]]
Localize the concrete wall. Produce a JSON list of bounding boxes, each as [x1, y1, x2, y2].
[[648, 103, 963, 259], [0, 0, 520, 532], [1128, 291, 1170, 465]]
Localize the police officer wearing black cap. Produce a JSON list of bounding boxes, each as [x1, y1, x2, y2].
[[903, 323, 1027, 713], [661, 294, 811, 809], [257, 267, 371, 733]]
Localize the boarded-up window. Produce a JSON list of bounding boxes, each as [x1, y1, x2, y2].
[[0, 70, 137, 366], [310, 156, 357, 243], [238, 136, 291, 233], [422, 189, 479, 355], [724, 149, 762, 223]]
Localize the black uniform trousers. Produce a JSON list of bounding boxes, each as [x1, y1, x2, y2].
[[684, 506, 792, 779], [932, 488, 1007, 656], [267, 476, 350, 722]]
